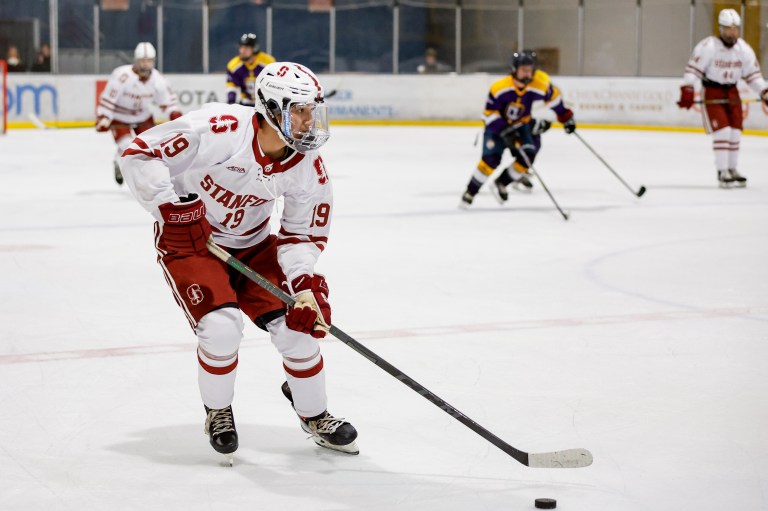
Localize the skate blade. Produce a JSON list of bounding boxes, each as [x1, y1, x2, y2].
[[458, 201, 472, 210], [490, 189, 507, 205], [512, 182, 533, 193], [219, 453, 234, 467], [313, 437, 360, 455]]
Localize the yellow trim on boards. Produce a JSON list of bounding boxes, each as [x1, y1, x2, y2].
[[7, 119, 768, 136]]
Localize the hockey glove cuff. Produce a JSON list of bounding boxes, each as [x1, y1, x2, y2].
[[284, 274, 331, 339], [158, 194, 212, 256], [96, 116, 112, 132], [558, 109, 576, 134], [677, 86, 694, 109]]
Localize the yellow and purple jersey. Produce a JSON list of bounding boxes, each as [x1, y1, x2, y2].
[[483, 69, 567, 135], [226, 52, 276, 105]]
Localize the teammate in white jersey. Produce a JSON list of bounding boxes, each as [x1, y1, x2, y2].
[[677, 9, 768, 187], [97, 42, 182, 186], [120, 62, 358, 461]]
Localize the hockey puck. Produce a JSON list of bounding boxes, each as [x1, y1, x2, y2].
[[535, 498, 557, 509]]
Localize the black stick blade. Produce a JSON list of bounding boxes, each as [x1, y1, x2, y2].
[[636, 186, 647, 198]]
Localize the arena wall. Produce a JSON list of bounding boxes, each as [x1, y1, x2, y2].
[[6, 73, 768, 132]]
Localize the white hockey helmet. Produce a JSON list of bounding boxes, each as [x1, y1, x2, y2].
[[718, 8, 741, 28], [134, 42, 156, 77], [255, 62, 329, 153], [134, 42, 157, 60]]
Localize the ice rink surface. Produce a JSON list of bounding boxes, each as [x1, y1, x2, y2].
[[1, 124, 767, 511]]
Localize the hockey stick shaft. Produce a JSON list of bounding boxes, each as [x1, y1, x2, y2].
[[105, 121, 157, 131], [518, 150, 570, 221], [205, 239, 592, 468], [573, 131, 646, 197], [694, 98, 761, 105]]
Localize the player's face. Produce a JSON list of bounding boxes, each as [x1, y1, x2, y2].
[[135, 58, 154, 77], [289, 103, 316, 137], [277, 101, 330, 152], [720, 25, 739, 45], [514, 64, 534, 84], [239, 45, 254, 61]]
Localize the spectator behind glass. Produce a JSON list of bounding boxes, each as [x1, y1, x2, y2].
[[417, 47, 452, 74], [6, 46, 26, 72], [31, 43, 51, 72]]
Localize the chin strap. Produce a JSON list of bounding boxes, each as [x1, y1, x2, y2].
[[257, 91, 295, 150]]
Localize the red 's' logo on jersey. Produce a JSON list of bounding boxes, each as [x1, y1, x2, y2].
[[313, 157, 328, 185], [209, 115, 239, 134]]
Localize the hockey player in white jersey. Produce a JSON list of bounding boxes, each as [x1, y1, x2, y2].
[[677, 8, 768, 187], [97, 42, 182, 185], [120, 62, 358, 462]]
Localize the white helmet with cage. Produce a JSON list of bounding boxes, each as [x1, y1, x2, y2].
[[718, 8, 741, 28], [133, 42, 156, 77], [255, 62, 329, 153]]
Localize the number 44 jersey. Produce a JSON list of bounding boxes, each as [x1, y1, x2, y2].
[[120, 102, 333, 283], [683, 36, 765, 90]]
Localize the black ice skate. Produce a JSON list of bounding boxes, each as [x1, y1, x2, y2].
[[281, 381, 359, 455], [718, 170, 735, 188], [491, 178, 509, 204], [512, 173, 533, 192], [459, 190, 475, 209], [113, 161, 124, 185], [204, 405, 238, 465], [728, 169, 747, 187]]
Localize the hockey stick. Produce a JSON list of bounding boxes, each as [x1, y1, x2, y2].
[[517, 149, 570, 221], [28, 113, 52, 129], [205, 238, 593, 469], [572, 131, 646, 198], [694, 98, 761, 105], [107, 121, 157, 130]]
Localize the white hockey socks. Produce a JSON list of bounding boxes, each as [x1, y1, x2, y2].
[[711, 127, 731, 172], [196, 308, 243, 410], [728, 128, 741, 171]]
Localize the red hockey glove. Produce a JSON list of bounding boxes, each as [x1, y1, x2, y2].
[[677, 86, 694, 109], [284, 274, 331, 339], [95, 116, 111, 132], [169, 111, 182, 121], [158, 194, 212, 256], [558, 109, 576, 134]]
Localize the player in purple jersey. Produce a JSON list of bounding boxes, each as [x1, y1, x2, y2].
[[460, 50, 576, 208], [226, 33, 276, 107]]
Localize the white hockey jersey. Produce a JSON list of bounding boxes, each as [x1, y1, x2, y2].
[[683, 36, 766, 93], [120, 103, 333, 282], [97, 65, 180, 124]]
